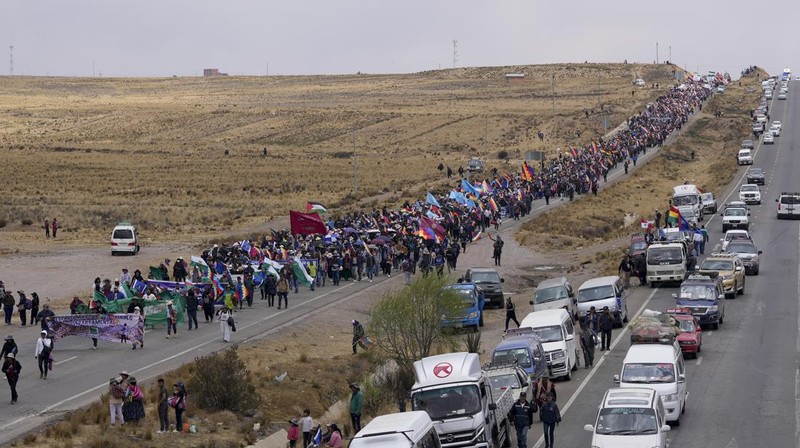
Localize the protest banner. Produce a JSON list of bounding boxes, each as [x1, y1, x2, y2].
[[47, 314, 144, 346]]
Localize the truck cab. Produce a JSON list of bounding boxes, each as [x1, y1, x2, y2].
[[411, 352, 513, 448], [672, 185, 704, 222], [646, 241, 689, 287], [441, 283, 485, 331]]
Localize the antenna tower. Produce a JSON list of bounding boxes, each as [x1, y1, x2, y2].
[[452, 40, 458, 68], [9, 45, 13, 76]]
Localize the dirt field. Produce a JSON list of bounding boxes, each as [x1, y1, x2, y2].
[[0, 63, 678, 250]]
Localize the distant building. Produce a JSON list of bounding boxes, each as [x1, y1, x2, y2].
[[203, 68, 228, 77], [505, 73, 525, 83]]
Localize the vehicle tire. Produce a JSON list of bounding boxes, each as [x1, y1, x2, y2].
[[563, 368, 572, 381], [738, 279, 745, 295], [754, 268, 760, 275], [698, 344, 702, 353], [682, 401, 686, 414], [670, 417, 680, 427], [111, 251, 116, 256], [479, 314, 484, 327], [650, 281, 657, 289], [712, 322, 720, 330], [623, 305, 629, 323]]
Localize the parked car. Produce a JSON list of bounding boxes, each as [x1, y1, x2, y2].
[[763, 133, 774, 144], [746, 167, 765, 185], [741, 139, 754, 149], [466, 267, 504, 308], [666, 308, 703, 359], [700, 192, 718, 213], [111, 222, 140, 255], [467, 158, 484, 173]]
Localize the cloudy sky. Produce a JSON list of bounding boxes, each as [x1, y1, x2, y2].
[[1, 0, 796, 78]]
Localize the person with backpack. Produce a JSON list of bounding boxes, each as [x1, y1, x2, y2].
[[171, 382, 187, 432], [2, 353, 21, 404], [122, 376, 145, 424], [34, 330, 53, 379], [16, 292, 30, 327], [108, 377, 126, 426], [0, 335, 18, 360]]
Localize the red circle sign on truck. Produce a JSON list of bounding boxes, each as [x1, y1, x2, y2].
[[433, 362, 453, 378]]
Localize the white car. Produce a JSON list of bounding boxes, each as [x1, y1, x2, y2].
[[772, 121, 783, 130], [721, 229, 751, 251], [756, 114, 767, 124], [763, 133, 774, 144], [777, 192, 800, 219], [634, 78, 646, 86], [765, 91, 773, 100], [738, 184, 762, 204], [111, 222, 140, 255], [779, 92, 787, 100], [738, 149, 753, 165], [722, 206, 750, 232], [677, 205, 699, 227], [769, 125, 781, 136]]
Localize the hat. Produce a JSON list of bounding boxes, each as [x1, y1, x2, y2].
[[519, 391, 527, 396], [6, 353, 14, 359], [127, 376, 137, 384], [119, 370, 129, 377], [602, 306, 609, 310], [349, 382, 360, 389], [134, 306, 140, 311], [352, 320, 358, 325], [40, 330, 47, 335], [166, 300, 173, 306], [326, 422, 337, 428], [4, 335, 12, 341], [289, 418, 299, 425], [122, 267, 128, 271]]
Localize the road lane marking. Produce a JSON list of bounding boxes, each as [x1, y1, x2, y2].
[[532, 287, 659, 448], [54, 356, 77, 366], [0, 281, 358, 431], [696, 356, 703, 366]]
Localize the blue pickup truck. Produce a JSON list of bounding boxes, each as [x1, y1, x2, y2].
[[441, 283, 486, 331]]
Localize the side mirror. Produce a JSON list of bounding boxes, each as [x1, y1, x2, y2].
[[661, 424, 671, 432], [718, 294, 725, 300], [758, 250, 763, 254], [696, 326, 702, 333], [613, 374, 620, 384], [584, 424, 595, 432], [720, 238, 724, 241], [735, 266, 743, 272], [748, 213, 751, 216], [500, 278, 505, 283], [671, 293, 678, 298], [776, 199, 780, 203], [488, 403, 497, 411], [565, 334, 574, 341], [678, 374, 686, 383]]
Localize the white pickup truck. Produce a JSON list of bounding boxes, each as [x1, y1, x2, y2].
[[737, 149, 753, 165], [411, 352, 514, 448]]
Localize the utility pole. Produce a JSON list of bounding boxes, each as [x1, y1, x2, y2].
[[266, 61, 269, 76], [656, 42, 659, 64], [92, 61, 95, 77], [483, 115, 488, 149], [452, 39, 458, 68], [352, 130, 358, 194], [8, 45, 13, 76], [669, 46, 672, 64], [551, 74, 556, 120]]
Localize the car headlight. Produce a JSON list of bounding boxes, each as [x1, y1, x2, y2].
[[707, 305, 718, 312], [468, 311, 479, 318], [662, 393, 679, 402], [552, 350, 566, 360], [475, 428, 486, 442], [751, 255, 759, 262]]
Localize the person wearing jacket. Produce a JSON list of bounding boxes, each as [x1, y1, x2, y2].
[[579, 319, 596, 368], [539, 393, 561, 448], [185, 290, 199, 331], [326, 423, 343, 448], [505, 297, 520, 331], [36, 304, 55, 332], [0, 335, 18, 359], [598, 306, 614, 351], [510, 392, 535, 448], [349, 382, 364, 433], [34, 330, 53, 379], [1, 292, 13, 325], [108, 378, 126, 426], [2, 353, 21, 404], [16, 292, 28, 327], [29, 293, 40, 326]]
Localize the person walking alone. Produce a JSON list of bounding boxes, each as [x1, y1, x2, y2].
[[157, 378, 170, 433], [598, 306, 614, 351], [2, 353, 21, 404], [349, 383, 364, 433], [539, 393, 561, 448], [218, 308, 232, 343], [43, 218, 50, 238], [51, 218, 59, 238], [34, 330, 53, 379], [165, 301, 177, 339], [510, 391, 535, 448], [505, 297, 520, 331], [491, 234, 504, 267], [351, 320, 366, 354]]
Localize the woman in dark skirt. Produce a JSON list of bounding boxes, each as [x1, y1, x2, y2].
[[122, 376, 146, 423]]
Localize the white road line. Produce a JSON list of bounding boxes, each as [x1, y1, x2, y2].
[[532, 287, 660, 448], [696, 356, 703, 366], [0, 281, 358, 431], [54, 356, 77, 366]]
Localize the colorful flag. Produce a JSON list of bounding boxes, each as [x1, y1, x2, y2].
[[640, 218, 654, 230], [289, 210, 327, 235], [426, 192, 442, 208], [667, 206, 681, 225], [240, 240, 252, 253], [190, 256, 210, 276], [471, 230, 482, 242], [131, 279, 147, 295], [488, 197, 498, 213], [292, 257, 314, 287], [48, 314, 144, 347], [313, 428, 322, 445], [305, 201, 328, 214], [212, 275, 224, 298], [569, 146, 579, 159], [591, 142, 599, 154], [482, 180, 493, 194], [520, 162, 531, 181], [417, 227, 440, 243], [461, 179, 481, 197], [121, 283, 136, 299], [516, 190, 523, 201]]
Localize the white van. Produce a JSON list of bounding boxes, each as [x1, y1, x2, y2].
[[111, 222, 140, 255], [575, 276, 628, 327], [350, 411, 441, 448], [614, 344, 687, 425], [519, 309, 578, 381], [584, 387, 670, 448], [531, 277, 575, 317], [672, 184, 704, 222]]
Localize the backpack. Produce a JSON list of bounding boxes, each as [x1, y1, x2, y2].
[[24, 299, 32, 310], [110, 384, 126, 400], [40, 340, 52, 357]]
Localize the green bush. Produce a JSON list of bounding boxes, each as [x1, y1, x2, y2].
[[187, 346, 261, 413]]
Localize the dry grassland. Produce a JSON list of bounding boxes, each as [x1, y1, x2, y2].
[[0, 63, 678, 247], [516, 71, 764, 267]]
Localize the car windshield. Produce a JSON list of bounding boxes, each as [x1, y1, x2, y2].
[[748, 169, 763, 176], [680, 209, 695, 218], [677, 319, 696, 332], [630, 241, 648, 251], [738, 151, 751, 157], [113, 229, 133, 239], [621, 363, 676, 383], [411, 385, 482, 420], [532, 325, 563, 343], [534, 286, 568, 304], [493, 348, 532, 368], [672, 195, 696, 206], [727, 244, 757, 254], [471, 272, 500, 284], [741, 186, 758, 192], [725, 208, 747, 217], [701, 193, 714, 201], [448, 288, 477, 308], [577, 285, 615, 303], [647, 247, 683, 265], [679, 285, 716, 301], [701, 260, 733, 270], [595, 408, 659, 435], [489, 374, 521, 392]]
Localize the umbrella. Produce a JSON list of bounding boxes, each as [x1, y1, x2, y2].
[[366, 229, 381, 235], [323, 234, 339, 244], [370, 238, 387, 245], [344, 227, 358, 234]]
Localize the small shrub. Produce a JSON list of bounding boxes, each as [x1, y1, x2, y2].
[[465, 331, 482, 354], [0, 218, 6, 228], [85, 435, 118, 448], [298, 351, 309, 363], [188, 346, 261, 413], [497, 150, 509, 160], [22, 434, 36, 445], [21, 219, 33, 226]]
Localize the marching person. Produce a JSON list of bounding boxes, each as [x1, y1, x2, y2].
[[0, 335, 18, 359], [16, 291, 29, 327], [539, 392, 562, 448], [618, 254, 632, 288], [579, 319, 596, 368], [2, 353, 21, 404], [34, 330, 53, 379], [598, 306, 614, 351], [218, 308, 233, 343], [510, 391, 535, 448], [505, 297, 520, 331], [185, 289, 199, 331], [165, 301, 177, 339], [534, 376, 557, 414]]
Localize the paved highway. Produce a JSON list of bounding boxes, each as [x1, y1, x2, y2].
[[538, 83, 799, 448]]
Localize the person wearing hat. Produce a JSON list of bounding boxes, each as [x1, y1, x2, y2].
[[351, 320, 366, 354], [349, 382, 364, 433], [108, 377, 126, 426], [598, 306, 614, 351], [172, 381, 187, 432], [326, 423, 343, 448], [34, 330, 53, 379], [122, 376, 145, 424], [16, 291, 29, 327], [2, 353, 21, 404], [29, 293, 40, 326], [119, 267, 131, 286], [0, 335, 17, 360], [287, 418, 300, 447], [510, 391, 535, 448], [118, 370, 130, 383]]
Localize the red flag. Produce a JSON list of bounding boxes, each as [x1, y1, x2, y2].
[[420, 216, 446, 242], [289, 211, 327, 236]]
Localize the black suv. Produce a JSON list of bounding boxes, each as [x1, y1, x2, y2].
[[466, 267, 504, 308], [725, 240, 762, 275], [746, 167, 765, 185]]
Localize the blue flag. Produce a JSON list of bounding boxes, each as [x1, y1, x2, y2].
[[313, 427, 322, 445], [253, 271, 266, 287], [449, 190, 468, 205], [131, 279, 147, 295], [240, 240, 252, 253], [461, 179, 481, 197], [678, 215, 692, 232], [426, 192, 442, 208]]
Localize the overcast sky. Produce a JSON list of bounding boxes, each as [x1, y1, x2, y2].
[[1, 0, 796, 78]]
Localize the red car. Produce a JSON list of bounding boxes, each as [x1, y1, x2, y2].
[[667, 308, 702, 358]]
